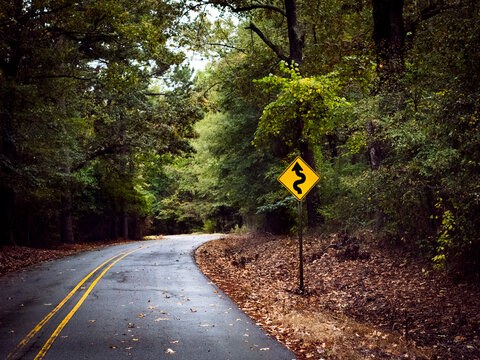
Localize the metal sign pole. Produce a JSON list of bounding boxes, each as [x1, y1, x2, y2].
[[278, 156, 319, 295], [298, 199, 304, 294]]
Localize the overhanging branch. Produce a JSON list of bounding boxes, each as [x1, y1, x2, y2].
[[72, 144, 125, 172], [145, 92, 170, 96], [204, 42, 247, 54], [406, 1, 464, 37], [28, 74, 93, 81], [246, 22, 289, 63], [228, 4, 286, 17]]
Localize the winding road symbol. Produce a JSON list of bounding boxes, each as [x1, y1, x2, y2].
[[278, 156, 320, 201], [292, 162, 306, 195]]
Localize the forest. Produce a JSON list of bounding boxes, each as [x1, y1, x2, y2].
[[1, 0, 479, 275]]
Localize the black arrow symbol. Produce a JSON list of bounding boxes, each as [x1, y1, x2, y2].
[[292, 162, 306, 195]]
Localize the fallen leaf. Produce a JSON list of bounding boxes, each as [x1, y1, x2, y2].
[[154, 318, 169, 322], [260, 347, 270, 351], [165, 348, 175, 354]]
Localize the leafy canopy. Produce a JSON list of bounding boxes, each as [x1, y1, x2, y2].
[[253, 62, 350, 151]]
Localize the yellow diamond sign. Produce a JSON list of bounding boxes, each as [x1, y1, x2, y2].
[[278, 156, 320, 201]]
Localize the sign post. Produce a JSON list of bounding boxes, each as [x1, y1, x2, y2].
[[298, 199, 304, 292], [278, 156, 320, 293]]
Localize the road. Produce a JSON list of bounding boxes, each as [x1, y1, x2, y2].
[[0, 235, 297, 360]]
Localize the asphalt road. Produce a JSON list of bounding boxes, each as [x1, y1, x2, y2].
[[0, 235, 297, 360]]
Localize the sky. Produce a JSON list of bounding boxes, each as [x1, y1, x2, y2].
[[184, 4, 223, 73]]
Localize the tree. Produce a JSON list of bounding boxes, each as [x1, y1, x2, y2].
[[195, 0, 330, 225], [0, 0, 196, 246]]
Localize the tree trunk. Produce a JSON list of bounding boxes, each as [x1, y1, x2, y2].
[[300, 141, 321, 227], [225, 0, 319, 227], [119, 124, 129, 241], [284, 0, 304, 66], [0, 185, 16, 245], [112, 214, 119, 239], [61, 190, 75, 244], [284, 0, 320, 228], [0, 67, 18, 246], [122, 211, 129, 240], [57, 34, 75, 244], [367, 121, 384, 171], [372, 0, 406, 92], [370, 0, 407, 231]]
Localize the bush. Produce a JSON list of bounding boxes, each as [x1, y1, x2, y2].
[[202, 219, 217, 234]]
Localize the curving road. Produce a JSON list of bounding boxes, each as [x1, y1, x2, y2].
[[0, 235, 297, 360]]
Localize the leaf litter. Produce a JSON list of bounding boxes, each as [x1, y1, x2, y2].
[[195, 233, 480, 359], [0, 239, 138, 275]]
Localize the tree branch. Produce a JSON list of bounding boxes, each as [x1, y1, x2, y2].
[[72, 144, 125, 172], [246, 22, 289, 63], [145, 92, 170, 96], [228, 4, 286, 17], [28, 74, 93, 81], [201, 82, 220, 99], [204, 42, 247, 54], [0, 3, 74, 28], [406, 1, 464, 36]]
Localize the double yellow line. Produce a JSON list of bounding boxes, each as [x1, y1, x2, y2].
[[7, 245, 149, 360]]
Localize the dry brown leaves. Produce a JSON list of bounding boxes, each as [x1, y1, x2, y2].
[[0, 238, 139, 275], [195, 233, 480, 360]]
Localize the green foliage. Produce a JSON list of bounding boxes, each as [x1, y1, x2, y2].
[[315, 156, 373, 232], [4, 0, 478, 276], [0, 0, 199, 244], [253, 62, 351, 151], [203, 219, 217, 234], [185, 0, 480, 274], [432, 208, 455, 270], [230, 224, 248, 235]]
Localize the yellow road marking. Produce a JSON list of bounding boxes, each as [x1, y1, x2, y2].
[[33, 246, 146, 360], [6, 246, 139, 360]]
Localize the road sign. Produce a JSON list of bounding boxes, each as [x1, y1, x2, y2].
[[278, 156, 320, 201], [278, 156, 320, 293]]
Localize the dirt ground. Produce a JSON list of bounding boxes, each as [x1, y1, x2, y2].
[[0, 238, 142, 275], [195, 232, 480, 360]]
